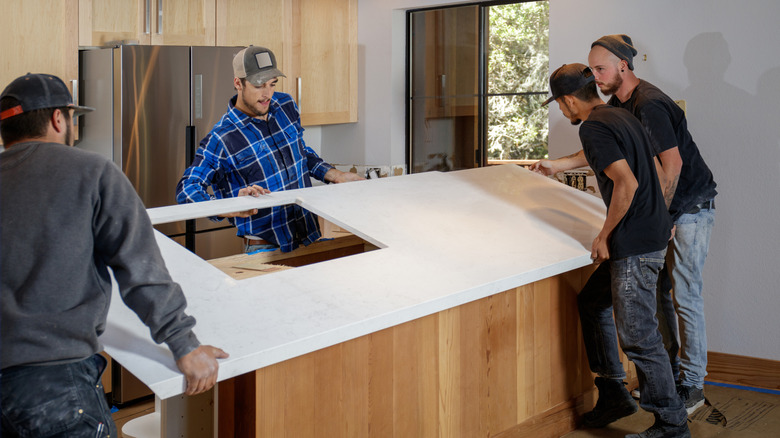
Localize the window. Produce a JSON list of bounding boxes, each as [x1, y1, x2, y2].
[[407, 1, 549, 173]]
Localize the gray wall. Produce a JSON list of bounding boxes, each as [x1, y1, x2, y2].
[[321, 0, 780, 361]]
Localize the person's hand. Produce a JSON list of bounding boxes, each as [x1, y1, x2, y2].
[[219, 184, 270, 218], [176, 345, 229, 395], [529, 159, 557, 176], [591, 234, 610, 264], [326, 168, 365, 184], [669, 225, 676, 241]]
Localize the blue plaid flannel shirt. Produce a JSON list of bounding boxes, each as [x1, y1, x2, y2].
[[176, 93, 333, 253]]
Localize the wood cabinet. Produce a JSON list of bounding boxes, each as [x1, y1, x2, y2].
[[217, 265, 639, 437], [1, 0, 79, 146], [79, 0, 216, 47], [412, 6, 478, 119], [215, 0, 289, 91], [294, 0, 358, 125], [216, 0, 357, 125], [1, 0, 79, 97]]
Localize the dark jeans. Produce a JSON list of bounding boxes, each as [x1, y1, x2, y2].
[[578, 250, 687, 426], [655, 265, 681, 382], [1, 354, 117, 438]]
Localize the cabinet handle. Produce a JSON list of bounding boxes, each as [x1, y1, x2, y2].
[[71, 80, 79, 109], [297, 77, 302, 112], [145, 0, 150, 34], [157, 0, 163, 34]]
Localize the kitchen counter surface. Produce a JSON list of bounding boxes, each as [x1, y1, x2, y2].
[[100, 164, 606, 399]]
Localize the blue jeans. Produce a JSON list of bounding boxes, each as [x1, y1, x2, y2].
[[657, 206, 715, 389], [1, 354, 117, 438], [579, 250, 687, 426]]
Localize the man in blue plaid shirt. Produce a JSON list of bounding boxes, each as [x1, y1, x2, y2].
[[176, 46, 362, 253]]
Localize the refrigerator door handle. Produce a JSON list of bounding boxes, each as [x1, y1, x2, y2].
[[185, 125, 197, 251]]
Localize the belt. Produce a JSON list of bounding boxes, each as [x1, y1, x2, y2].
[[687, 199, 715, 214], [243, 237, 271, 246]]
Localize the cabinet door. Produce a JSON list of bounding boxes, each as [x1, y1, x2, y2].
[[2, 0, 79, 144], [80, 0, 151, 46], [215, 0, 291, 94], [150, 0, 216, 45], [80, 0, 215, 47], [215, 0, 357, 126], [295, 0, 357, 125]]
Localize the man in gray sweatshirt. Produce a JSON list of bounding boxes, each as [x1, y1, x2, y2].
[[0, 73, 228, 437]]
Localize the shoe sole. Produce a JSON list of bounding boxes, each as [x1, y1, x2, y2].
[[686, 398, 705, 415]]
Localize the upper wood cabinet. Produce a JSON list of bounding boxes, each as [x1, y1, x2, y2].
[[79, 0, 216, 47], [295, 0, 357, 125], [1, 0, 80, 145], [216, 0, 357, 125], [75, 0, 355, 126], [215, 0, 289, 92]]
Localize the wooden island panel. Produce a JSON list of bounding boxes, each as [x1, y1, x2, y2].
[[218, 264, 637, 437]]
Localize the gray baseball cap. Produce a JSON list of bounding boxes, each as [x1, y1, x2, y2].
[[233, 46, 286, 86]]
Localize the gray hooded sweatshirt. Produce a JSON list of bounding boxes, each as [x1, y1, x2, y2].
[[1, 142, 199, 369]]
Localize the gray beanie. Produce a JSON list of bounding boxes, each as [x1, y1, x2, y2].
[[591, 34, 638, 70]]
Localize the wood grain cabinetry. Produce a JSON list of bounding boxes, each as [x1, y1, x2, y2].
[[413, 6, 478, 119], [215, 0, 290, 91], [0, 0, 79, 146], [1, 0, 79, 99], [4, 0, 355, 132], [216, 0, 357, 125], [294, 0, 358, 125], [217, 264, 639, 437], [79, 0, 216, 47]]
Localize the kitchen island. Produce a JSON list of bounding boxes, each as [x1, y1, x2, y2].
[[103, 164, 628, 437]]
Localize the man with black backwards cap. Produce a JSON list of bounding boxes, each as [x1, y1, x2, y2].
[[588, 34, 717, 417], [176, 46, 363, 254], [535, 64, 690, 438], [1, 73, 228, 437]]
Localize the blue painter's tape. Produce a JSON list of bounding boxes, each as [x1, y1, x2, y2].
[[705, 380, 780, 395]]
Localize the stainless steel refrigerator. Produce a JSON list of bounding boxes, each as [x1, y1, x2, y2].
[[79, 45, 245, 262], [79, 45, 244, 406]]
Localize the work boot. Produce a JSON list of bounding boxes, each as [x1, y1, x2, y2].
[[582, 377, 638, 428], [624, 418, 691, 438]]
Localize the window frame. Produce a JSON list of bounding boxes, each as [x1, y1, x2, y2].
[[405, 0, 548, 173]]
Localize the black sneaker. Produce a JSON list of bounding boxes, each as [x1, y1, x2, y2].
[[624, 419, 691, 438], [677, 385, 705, 414], [582, 377, 638, 428]]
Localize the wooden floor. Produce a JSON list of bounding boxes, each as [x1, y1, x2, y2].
[[564, 383, 780, 438]]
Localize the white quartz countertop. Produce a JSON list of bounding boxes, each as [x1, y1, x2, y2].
[[100, 165, 606, 399]]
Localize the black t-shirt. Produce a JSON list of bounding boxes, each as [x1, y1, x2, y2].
[[580, 105, 672, 259], [608, 80, 717, 220]]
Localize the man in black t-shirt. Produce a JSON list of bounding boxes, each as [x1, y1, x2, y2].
[[535, 64, 689, 438], [589, 34, 717, 416]]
